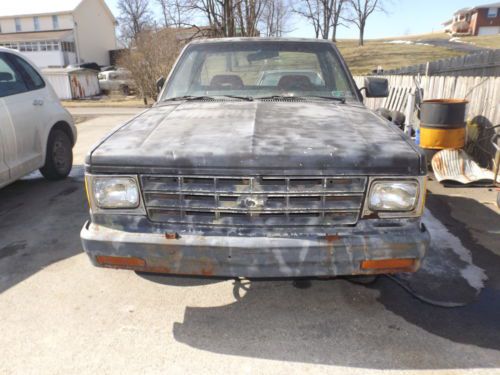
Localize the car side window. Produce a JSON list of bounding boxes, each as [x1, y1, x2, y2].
[[0, 53, 29, 98], [9, 54, 45, 91]]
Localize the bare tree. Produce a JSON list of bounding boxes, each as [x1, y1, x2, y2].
[[156, 0, 193, 27], [117, 0, 154, 45], [186, 0, 283, 37], [118, 29, 183, 104], [262, 0, 290, 36], [330, 0, 346, 41], [346, 0, 384, 46], [294, 0, 346, 40], [235, 0, 268, 37], [185, 0, 231, 36]]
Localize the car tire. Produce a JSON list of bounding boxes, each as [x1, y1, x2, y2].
[[121, 85, 130, 96], [40, 129, 73, 181]]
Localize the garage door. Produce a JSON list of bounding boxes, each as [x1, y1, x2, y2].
[[478, 26, 500, 35]]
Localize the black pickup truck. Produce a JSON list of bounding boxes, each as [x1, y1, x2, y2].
[[81, 38, 430, 278]]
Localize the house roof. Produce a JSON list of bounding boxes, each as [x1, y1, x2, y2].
[[475, 2, 500, 9], [453, 2, 500, 15], [0, 0, 116, 22], [0, 0, 83, 18], [0, 30, 73, 43]]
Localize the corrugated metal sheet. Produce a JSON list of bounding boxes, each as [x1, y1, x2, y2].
[[432, 149, 500, 185], [42, 68, 100, 100]]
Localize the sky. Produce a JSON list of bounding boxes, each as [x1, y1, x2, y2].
[[104, 0, 486, 39]]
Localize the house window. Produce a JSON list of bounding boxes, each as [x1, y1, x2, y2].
[[487, 7, 498, 18], [15, 18, 22, 32], [61, 41, 75, 53], [0, 42, 19, 50], [40, 40, 60, 51], [33, 16, 40, 31], [19, 42, 39, 52], [52, 15, 59, 29]]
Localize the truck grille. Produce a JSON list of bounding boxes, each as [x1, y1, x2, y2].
[[140, 175, 367, 227]]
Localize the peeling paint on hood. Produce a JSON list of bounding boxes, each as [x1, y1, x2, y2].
[[88, 100, 425, 175]]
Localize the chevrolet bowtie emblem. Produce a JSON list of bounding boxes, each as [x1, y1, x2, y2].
[[238, 195, 266, 209]]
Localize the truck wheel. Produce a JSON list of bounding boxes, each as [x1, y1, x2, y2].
[[376, 107, 392, 121], [40, 129, 73, 180], [345, 275, 379, 285], [391, 110, 406, 126]]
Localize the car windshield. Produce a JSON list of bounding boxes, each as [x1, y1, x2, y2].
[[161, 41, 358, 102]]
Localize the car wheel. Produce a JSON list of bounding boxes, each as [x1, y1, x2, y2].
[[40, 129, 73, 180], [121, 85, 130, 96]]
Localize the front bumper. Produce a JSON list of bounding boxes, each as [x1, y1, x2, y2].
[[81, 220, 430, 278]]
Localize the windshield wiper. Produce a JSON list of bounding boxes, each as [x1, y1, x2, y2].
[[255, 95, 346, 104], [163, 95, 215, 101], [306, 95, 346, 104], [163, 94, 254, 102], [219, 94, 254, 101]]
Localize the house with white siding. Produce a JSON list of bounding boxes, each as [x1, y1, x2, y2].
[[0, 0, 117, 68]]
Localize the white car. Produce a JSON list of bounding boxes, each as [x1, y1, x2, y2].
[[0, 47, 77, 189]]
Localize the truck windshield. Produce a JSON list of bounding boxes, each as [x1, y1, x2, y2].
[[161, 41, 358, 102]]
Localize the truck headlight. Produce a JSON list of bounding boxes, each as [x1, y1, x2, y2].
[[92, 177, 140, 209], [368, 180, 419, 211]]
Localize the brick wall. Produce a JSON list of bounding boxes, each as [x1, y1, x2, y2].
[[472, 7, 500, 35]]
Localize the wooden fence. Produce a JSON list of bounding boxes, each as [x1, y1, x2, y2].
[[354, 75, 500, 126], [377, 49, 500, 77]]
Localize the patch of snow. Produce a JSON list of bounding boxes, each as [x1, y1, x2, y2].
[[384, 40, 432, 46], [449, 37, 474, 45], [385, 40, 414, 45], [422, 210, 487, 291]]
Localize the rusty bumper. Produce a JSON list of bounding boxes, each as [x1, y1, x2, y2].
[[81, 221, 430, 278]]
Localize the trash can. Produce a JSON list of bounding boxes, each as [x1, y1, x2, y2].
[[419, 99, 467, 149]]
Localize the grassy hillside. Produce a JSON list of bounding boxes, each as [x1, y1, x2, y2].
[[336, 33, 500, 75], [459, 34, 500, 48]]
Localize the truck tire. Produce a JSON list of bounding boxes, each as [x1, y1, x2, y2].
[[40, 129, 73, 180], [391, 110, 406, 126], [376, 107, 392, 121]]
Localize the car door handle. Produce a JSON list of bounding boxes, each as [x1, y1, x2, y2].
[[33, 99, 44, 106]]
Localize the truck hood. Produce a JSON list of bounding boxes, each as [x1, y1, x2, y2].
[[88, 101, 425, 175]]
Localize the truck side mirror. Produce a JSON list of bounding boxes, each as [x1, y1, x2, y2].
[[156, 76, 166, 94], [362, 77, 389, 98]]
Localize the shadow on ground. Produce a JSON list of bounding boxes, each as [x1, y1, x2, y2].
[[0, 166, 87, 294], [169, 194, 500, 370], [2, 169, 499, 370]]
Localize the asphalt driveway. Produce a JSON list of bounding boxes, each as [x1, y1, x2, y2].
[[0, 110, 499, 374]]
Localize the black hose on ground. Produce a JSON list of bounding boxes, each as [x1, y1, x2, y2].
[[384, 274, 469, 308]]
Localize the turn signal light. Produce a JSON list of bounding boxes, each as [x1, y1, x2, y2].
[[361, 258, 415, 270], [96, 255, 146, 268]]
